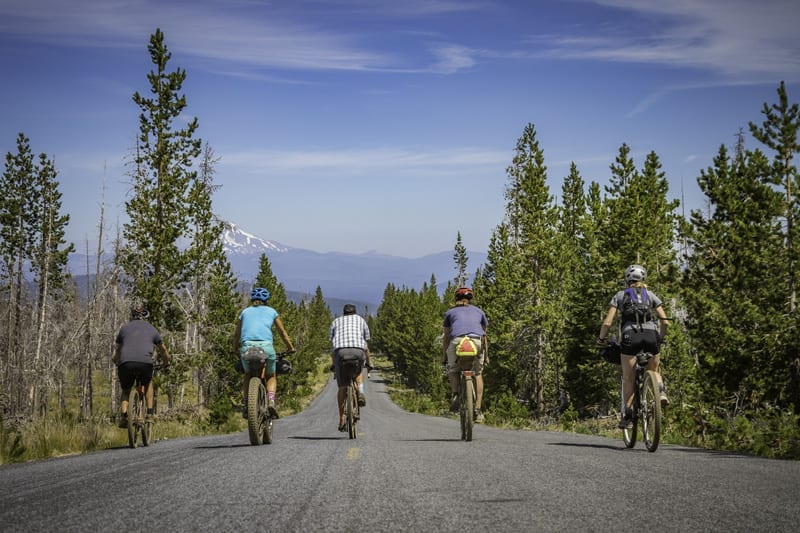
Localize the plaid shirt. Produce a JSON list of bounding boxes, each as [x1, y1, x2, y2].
[[329, 314, 370, 350]]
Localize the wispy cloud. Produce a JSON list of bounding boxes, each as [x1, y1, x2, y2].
[[535, 0, 800, 80], [221, 146, 509, 178]]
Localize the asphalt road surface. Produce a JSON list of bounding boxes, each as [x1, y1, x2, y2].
[[1, 371, 798, 532]]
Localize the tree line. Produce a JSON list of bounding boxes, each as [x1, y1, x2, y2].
[[372, 84, 799, 456]]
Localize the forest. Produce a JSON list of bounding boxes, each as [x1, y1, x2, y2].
[[2, 29, 798, 460]]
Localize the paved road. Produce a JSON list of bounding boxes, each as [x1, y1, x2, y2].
[[1, 371, 798, 532]]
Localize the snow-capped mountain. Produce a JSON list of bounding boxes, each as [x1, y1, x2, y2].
[[67, 222, 486, 308], [221, 222, 486, 306], [221, 221, 290, 256]]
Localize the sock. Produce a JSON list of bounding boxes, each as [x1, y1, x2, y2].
[[268, 391, 275, 401], [147, 408, 154, 415], [359, 383, 364, 394]]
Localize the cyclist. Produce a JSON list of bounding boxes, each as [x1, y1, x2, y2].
[[329, 303, 372, 432], [114, 306, 170, 428], [232, 287, 295, 418], [442, 287, 488, 422], [597, 264, 669, 429]]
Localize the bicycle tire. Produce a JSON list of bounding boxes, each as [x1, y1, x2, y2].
[[465, 376, 474, 442], [247, 378, 266, 446], [642, 371, 662, 452], [142, 415, 152, 447], [347, 382, 358, 439], [127, 388, 140, 449], [621, 377, 637, 448]]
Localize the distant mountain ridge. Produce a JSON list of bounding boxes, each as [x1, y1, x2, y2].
[[221, 222, 486, 307], [67, 222, 487, 309]]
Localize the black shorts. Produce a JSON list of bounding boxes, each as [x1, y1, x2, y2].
[[118, 362, 154, 390], [334, 348, 365, 388], [620, 328, 660, 356]]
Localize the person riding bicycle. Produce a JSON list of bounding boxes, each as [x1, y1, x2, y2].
[[114, 305, 170, 428], [329, 303, 372, 432], [442, 286, 488, 423], [597, 264, 669, 429], [232, 287, 295, 418]]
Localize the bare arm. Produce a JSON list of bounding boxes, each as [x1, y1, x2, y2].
[[274, 316, 295, 352], [232, 318, 242, 355], [157, 342, 170, 366], [441, 326, 451, 363], [655, 305, 669, 338], [597, 307, 617, 343]]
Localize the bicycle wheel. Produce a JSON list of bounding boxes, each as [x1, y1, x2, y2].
[[347, 382, 358, 439], [142, 395, 153, 447], [641, 371, 662, 452], [127, 388, 140, 449], [460, 374, 474, 442], [621, 378, 637, 448], [247, 377, 266, 445]]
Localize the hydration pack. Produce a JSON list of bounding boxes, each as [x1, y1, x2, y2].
[[621, 287, 653, 328]]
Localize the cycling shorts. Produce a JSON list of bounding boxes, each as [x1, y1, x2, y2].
[[334, 348, 365, 388], [620, 328, 659, 356], [240, 341, 277, 375], [118, 361, 154, 390]]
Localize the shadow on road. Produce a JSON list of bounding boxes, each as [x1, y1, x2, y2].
[[193, 443, 252, 449], [547, 442, 623, 451], [288, 436, 348, 441]]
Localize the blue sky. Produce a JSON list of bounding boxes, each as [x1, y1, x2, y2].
[[1, 0, 798, 258]]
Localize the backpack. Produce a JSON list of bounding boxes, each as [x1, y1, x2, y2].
[[620, 287, 653, 328]]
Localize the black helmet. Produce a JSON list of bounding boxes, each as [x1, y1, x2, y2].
[[276, 358, 293, 375], [131, 306, 149, 320]]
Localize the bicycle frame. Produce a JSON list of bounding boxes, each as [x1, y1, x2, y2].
[[454, 355, 477, 442], [622, 352, 662, 452], [127, 365, 160, 449], [243, 349, 291, 445]]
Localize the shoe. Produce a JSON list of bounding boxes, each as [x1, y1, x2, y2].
[[449, 394, 459, 412], [618, 410, 633, 430], [338, 422, 347, 432], [357, 392, 366, 407], [659, 384, 670, 407], [241, 407, 248, 419], [473, 409, 485, 423], [118, 413, 128, 429], [267, 398, 279, 418]]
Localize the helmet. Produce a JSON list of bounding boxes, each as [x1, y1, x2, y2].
[[624, 264, 647, 283], [454, 287, 473, 300], [343, 304, 357, 315], [131, 306, 149, 320], [250, 287, 271, 302], [276, 357, 293, 375]]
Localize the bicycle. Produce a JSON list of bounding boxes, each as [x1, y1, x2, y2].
[[621, 350, 662, 452], [340, 359, 363, 439], [126, 364, 162, 449], [456, 356, 477, 442], [242, 348, 293, 446]]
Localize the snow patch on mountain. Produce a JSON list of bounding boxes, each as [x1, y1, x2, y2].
[[222, 221, 290, 255]]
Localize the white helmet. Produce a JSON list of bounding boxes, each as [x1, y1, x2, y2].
[[624, 264, 647, 283]]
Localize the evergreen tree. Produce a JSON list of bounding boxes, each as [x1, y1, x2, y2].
[[0, 134, 39, 414], [683, 144, 783, 404], [748, 81, 800, 407], [453, 231, 469, 287], [120, 28, 202, 330]]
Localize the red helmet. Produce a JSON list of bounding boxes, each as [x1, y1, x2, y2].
[[454, 287, 473, 300]]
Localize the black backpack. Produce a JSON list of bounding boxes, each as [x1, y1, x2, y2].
[[620, 287, 653, 328]]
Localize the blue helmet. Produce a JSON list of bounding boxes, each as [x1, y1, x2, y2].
[[250, 287, 271, 302]]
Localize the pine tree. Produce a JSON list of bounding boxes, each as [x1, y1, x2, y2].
[[0, 133, 38, 414], [120, 28, 202, 330], [683, 144, 783, 404], [453, 231, 469, 287], [748, 81, 800, 407]]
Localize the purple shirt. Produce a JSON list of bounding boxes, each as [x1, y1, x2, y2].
[[443, 305, 488, 338]]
